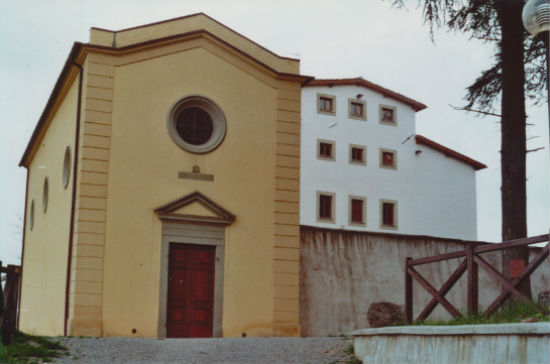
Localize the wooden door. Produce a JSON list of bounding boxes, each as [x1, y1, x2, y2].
[[167, 243, 215, 338]]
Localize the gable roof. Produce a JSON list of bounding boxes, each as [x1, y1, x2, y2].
[[415, 135, 487, 171], [19, 14, 312, 167], [88, 12, 301, 75], [155, 191, 236, 225], [304, 77, 427, 112], [91, 13, 299, 62]]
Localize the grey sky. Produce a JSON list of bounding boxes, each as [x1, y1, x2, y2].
[[1, 0, 548, 265]]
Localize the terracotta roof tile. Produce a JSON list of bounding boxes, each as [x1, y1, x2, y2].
[[304, 77, 427, 112], [415, 135, 487, 171]]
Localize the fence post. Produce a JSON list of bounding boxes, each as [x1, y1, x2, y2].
[[2, 265, 17, 346], [467, 245, 478, 315], [0, 261, 3, 319], [405, 257, 413, 323]]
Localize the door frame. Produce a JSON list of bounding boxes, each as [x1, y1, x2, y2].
[[157, 221, 225, 338]]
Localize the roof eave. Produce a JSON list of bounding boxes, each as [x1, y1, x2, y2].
[[19, 42, 84, 168], [304, 77, 427, 112], [415, 135, 487, 171]]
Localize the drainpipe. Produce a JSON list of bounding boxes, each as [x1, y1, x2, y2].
[[64, 61, 83, 336]]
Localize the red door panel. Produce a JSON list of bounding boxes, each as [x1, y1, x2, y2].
[[167, 243, 215, 338]]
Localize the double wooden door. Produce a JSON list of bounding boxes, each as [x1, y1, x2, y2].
[[167, 243, 215, 338]]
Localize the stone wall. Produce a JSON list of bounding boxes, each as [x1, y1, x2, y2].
[[300, 226, 549, 336]]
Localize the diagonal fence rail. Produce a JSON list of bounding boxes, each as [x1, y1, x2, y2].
[[405, 234, 549, 323]]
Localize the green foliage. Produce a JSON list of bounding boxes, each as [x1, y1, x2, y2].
[[406, 299, 550, 326], [0, 332, 67, 363], [328, 343, 362, 364], [390, 0, 547, 112]]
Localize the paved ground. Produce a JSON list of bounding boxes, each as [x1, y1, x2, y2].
[[52, 336, 357, 364]]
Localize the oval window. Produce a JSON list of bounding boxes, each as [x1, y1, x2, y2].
[[42, 178, 49, 213], [29, 200, 35, 230], [167, 96, 226, 153], [63, 146, 71, 189]]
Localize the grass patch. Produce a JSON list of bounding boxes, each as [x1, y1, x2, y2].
[[327, 344, 362, 364], [402, 299, 550, 326], [0, 331, 67, 363]]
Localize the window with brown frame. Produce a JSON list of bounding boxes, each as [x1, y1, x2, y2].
[[351, 199, 364, 224], [382, 202, 396, 227], [319, 194, 333, 220], [351, 147, 364, 162], [380, 149, 396, 169], [319, 142, 333, 158], [381, 107, 394, 123], [350, 102, 364, 117], [319, 97, 333, 112]]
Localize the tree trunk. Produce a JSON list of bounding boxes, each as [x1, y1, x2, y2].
[[496, 0, 531, 299]]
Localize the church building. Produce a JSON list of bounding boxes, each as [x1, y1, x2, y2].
[[18, 13, 309, 338]]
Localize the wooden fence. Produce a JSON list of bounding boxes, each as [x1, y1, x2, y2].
[[1, 262, 21, 345], [405, 234, 549, 323]]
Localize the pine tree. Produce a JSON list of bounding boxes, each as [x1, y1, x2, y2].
[[392, 0, 548, 298]]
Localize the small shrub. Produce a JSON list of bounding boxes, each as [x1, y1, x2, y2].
[[405, 299, 549, 326], [367, 302, 405, 327], [0, 331, 67, 363]]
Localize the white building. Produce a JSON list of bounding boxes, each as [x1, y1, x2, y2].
[[300, 78, 486, 240]]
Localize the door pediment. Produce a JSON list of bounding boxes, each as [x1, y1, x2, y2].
[[155, 191, 235, 225]]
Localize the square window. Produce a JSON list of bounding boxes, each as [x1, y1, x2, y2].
[[348, 99, 366, 120], [351, 102, 363, 117], [317, 139, 336, 161], [379, 105, 397, 125], [352, 147, 363, 162], [320, 97, 333, 112], [349, 144, 366, 165], [379, 148, 397, 169], [317, 94, 336, 115], [320, 143, 332, 157], [317, 192, 335, 222], [381, 200, 397, 229], [382, 108, 393, 121]]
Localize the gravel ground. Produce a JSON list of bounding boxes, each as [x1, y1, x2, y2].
[[52, 336, 357, 364]]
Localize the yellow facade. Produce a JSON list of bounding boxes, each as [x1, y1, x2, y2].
[[19, 75, 79, 336], [19, 13, 307, 338]]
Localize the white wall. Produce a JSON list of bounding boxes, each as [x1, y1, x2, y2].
[[300, 85, 478, 240]]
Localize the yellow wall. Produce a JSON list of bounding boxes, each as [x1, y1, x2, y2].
[[65, 56, 112, 337], [19, 77, 78, 336], [102, 44, 279, 337], [89, 13, 300, 75], [20, 15, 302, 338]]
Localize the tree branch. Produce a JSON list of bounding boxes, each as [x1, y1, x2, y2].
[[526, 147, 545, 153], [449, 104, 502, 117], [472, 35, 499, 42]]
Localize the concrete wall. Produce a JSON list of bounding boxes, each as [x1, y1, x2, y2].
[[352, 323, 550, 364], [300, 85, 478, 240], [19, 76, 79, 336], [300, 227, 549, 337]]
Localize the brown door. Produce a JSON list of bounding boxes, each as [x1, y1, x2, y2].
[[167, 243, 215, 338]]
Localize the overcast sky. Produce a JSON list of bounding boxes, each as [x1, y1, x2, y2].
[[1, 0, 548, 265]]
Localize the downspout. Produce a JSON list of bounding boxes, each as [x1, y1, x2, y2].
[[64, 62, 83, 336], [16, 169, 30, 329]]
